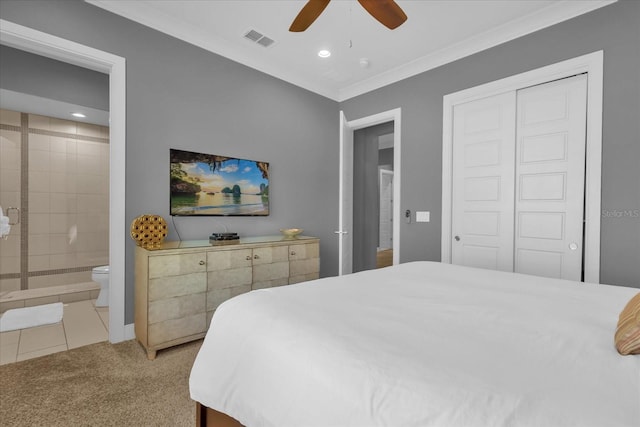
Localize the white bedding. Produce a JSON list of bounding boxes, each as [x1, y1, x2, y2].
[[189, 261, 640, 427]]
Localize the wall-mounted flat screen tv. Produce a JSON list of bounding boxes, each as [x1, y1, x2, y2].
[[170, 149, 269, 216]]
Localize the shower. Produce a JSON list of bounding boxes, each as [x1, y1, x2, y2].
[[0, 108, 110, 309]]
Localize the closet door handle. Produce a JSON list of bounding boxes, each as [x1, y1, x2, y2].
[[454, 235, 461, 241]]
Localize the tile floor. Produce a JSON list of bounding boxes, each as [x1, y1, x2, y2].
[[0, 300, 108, 365]]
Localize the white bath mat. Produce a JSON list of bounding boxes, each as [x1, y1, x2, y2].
[[0, 302, 64, 332]]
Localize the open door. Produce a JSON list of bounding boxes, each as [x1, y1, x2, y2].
[[338, 108, 402, 276], [337, 111, 353, 275]]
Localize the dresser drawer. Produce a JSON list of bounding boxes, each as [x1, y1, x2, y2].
[[290, 258, 320, 278], [288, 243, 319, 261], [206, 284, 251, 312], [208, 267, 252, 290], [252, 245, 289, 265], [149, 292, 206, 324], [149, 252, 206, 278], [253, 261, 289, 284], [207, 249, 252, 271], [148, 313, 206, 346], [149, 272, 207, 301]]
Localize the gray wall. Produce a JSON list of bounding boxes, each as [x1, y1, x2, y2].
[[0, 0, 340, 324], [340, 0, 640, 288], [0, 44, 109, 110], [379, 148, 393, 168]]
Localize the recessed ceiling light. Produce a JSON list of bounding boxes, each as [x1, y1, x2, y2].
[[318, 50, 331, 58], [71, 112, 86, 118]]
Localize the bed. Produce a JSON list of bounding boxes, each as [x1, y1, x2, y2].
[[189, 261, 640, 427]]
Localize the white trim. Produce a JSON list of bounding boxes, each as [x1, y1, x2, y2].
[[124, 322, 136, 340], [340, 108, 402, 267], [339, 1, 615, 101], [87, 0, 337, 101], [87, 0, 615, 102], [338, 111, 348, 276], [441, 51, 603, 283], [0, 19, 128, 342]]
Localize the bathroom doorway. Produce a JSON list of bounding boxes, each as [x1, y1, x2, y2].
[[0, 44, 110, 295], [0, 47, 112, 359], [0, 20, 127, 343], [0, 105, 110, 294]]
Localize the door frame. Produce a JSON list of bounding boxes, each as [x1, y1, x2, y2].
[[441, 51, 603, 283], [339, 108, 401, 275], [0, 20, 129, 342]]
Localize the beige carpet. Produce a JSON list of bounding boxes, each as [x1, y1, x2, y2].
[[0, 339, 202, 426]]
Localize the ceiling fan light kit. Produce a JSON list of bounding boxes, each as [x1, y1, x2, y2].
[[290, 0, 407, 32]]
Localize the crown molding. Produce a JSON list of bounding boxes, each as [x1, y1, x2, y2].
[[86, 0, 616, 102], [337, 0, 616, 101], [86, 0, 339, 100]]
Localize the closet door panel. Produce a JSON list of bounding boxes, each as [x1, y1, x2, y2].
[[514, 75, 587, 280], [451, 92, 516, 272]]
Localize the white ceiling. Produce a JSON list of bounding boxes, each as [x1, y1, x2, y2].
[[89, 0, 614, 101], [0, 89, 110, 126]]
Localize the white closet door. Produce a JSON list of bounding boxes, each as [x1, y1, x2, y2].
[[451, 92, 517, 272], [514, 74, 587, 280]]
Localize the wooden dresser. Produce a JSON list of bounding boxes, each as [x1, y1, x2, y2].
[[134, 235, 320, 359]]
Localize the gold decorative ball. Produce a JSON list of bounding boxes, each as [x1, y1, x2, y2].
[[130, 214, 168, 248]]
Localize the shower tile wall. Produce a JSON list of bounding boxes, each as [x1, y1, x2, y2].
[[0, 109, 109, 293], [0, 109, 21, 293]]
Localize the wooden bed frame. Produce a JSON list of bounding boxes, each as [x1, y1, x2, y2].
[[196, 402, 244, 427]]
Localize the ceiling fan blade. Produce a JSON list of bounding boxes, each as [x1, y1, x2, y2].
[[289, 0, 331, 32], [357, 0, 407, 30]]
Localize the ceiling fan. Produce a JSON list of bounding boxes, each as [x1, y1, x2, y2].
[[289, 0, 408, 32]]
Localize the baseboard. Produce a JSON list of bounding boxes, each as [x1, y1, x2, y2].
[[124, 323, 135, 340]]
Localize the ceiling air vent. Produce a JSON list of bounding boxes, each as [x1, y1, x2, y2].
[[243, 29, 275, 48]]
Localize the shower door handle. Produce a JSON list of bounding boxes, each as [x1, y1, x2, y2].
[[6, 207, 20, 225]]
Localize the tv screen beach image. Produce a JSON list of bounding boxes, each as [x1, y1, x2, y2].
[[170, 149, 269, 216]]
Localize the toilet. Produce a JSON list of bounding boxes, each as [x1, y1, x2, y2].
[[92, 265, 110, 307]]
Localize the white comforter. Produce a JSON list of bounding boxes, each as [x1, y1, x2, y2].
[[189, 261, 640, 427]]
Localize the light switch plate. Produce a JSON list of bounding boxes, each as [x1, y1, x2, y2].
[[416, 211, 430, 222]]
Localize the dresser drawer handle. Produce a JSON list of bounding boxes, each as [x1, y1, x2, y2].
[[199, 260, 205, 265]]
